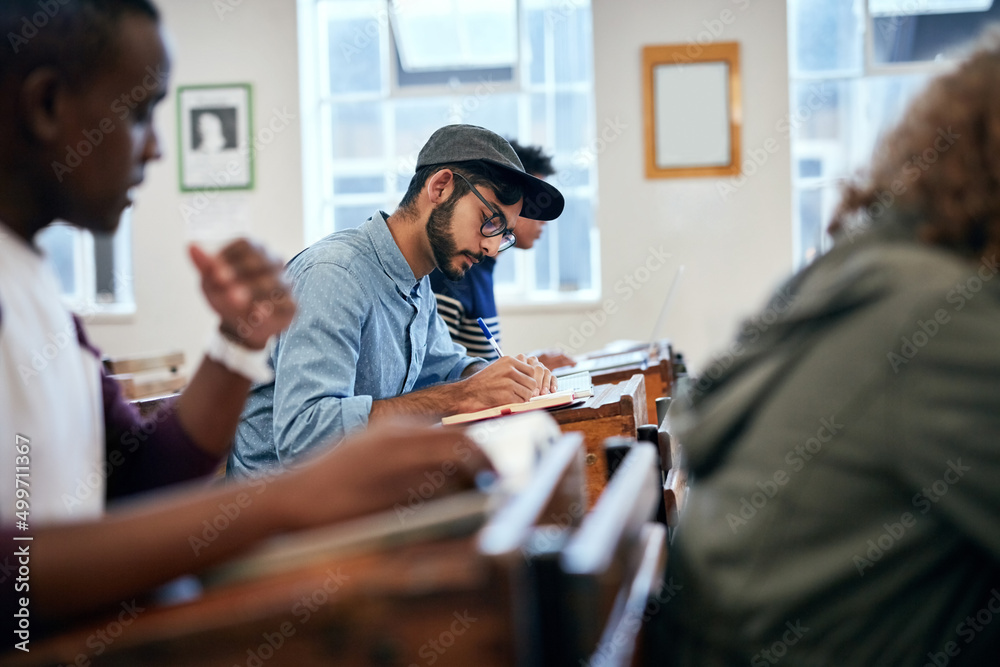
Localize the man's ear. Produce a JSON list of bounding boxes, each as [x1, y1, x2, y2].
[[19, 67, 67, 144], [425, 168, 455, 206]]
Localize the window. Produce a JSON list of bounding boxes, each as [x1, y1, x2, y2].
[[35, 215, 135, 318], [299, 0, 600, 303], [787, 0, 996, 267]]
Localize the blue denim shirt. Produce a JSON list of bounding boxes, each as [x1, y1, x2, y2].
[[228, 212, 479, 477]]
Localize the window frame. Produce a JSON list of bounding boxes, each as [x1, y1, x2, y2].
[[36, 216, 136, 323], [787, 0, 986, 269], [297, 0, 601, 306]]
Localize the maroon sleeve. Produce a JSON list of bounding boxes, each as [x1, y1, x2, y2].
[[72, 317, 222, 501]]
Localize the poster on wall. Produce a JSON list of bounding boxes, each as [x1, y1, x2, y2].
[[177, 83, 254, 191]]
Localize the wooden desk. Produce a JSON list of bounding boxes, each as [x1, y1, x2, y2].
[[589, 356, 673, 427], [11, 436, 590, 667], [550, 374, 646, 508]]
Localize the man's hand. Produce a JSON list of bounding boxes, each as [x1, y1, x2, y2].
[[189, 239, 296, 350], [280, 422, 493, 528], [521, 354, 558, 396], [534, 349, 576, 371], [452, 354, 557, 413]]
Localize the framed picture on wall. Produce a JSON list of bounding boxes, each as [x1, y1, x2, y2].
[[642, 42, 742, 179], [177, 83, 254, 191]]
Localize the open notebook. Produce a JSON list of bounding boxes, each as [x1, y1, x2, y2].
[[441, 385, 593, 426]]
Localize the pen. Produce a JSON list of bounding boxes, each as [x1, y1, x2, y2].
[[476, 317, 504, 358]]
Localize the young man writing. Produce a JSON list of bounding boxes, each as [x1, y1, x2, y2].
[[230, 126, 563, 477]]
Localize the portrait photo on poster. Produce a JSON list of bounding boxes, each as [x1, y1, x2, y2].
[[177, 84, 254, 191]]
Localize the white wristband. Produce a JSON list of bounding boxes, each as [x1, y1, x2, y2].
[[205, 329, 274, 384]]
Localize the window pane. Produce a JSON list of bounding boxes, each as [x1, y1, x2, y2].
[[327, 15, 383, 95], [494, 251, 517, 286], [93, 231, 117, 301], [36, 224, 78, 297], [525, 8, 547, 85], [788, 80, 843, 142], [553, 91, 591, 154], [331, 101, 384, 159], [395, 172, 413, 194], [529, 92, 551, 145], [394, 99, 453, 161], [795, 186, 825, 265], [551, 1, 593, 84], [789, 0, 863, 74], [870, 1, 997, 65], [550, 158, 590, 188], [556, 197, 592, 290], [395, 48, 514, 87], [455, 93, 519, 138], [334, 174, 385, 194], [334, 204, 381, 231], [533, 225, 554, 290], [392, 0, 517, 71]]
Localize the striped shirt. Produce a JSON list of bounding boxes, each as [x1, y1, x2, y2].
[[430, 256, 500, 361]]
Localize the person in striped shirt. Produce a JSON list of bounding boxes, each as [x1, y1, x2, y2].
[[431, 140, 575, 370]]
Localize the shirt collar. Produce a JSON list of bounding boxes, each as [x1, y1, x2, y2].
[[364, 210, 421, 297]]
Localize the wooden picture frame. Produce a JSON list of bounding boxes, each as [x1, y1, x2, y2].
[[642, 42, 742, 179]]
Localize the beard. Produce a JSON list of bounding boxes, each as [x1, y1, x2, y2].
[[426, 193, 481, 281]]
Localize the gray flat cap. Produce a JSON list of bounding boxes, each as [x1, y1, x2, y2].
[[416, 124, 565, 221]]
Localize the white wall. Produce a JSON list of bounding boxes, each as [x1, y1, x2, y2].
[[502, 0, 793, 370], [88, 0, 791, 375], [86, 0, 304, 367]]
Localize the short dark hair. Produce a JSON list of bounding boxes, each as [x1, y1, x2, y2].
[[397, 160, 524, 214], [508, 139, 555, 178], [0, 0, 160, 87]]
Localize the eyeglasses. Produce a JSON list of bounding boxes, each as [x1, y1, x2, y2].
[[454, 172, 516, 252]]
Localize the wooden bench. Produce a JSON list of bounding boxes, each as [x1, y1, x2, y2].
[[103, 350, 186, 401]]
